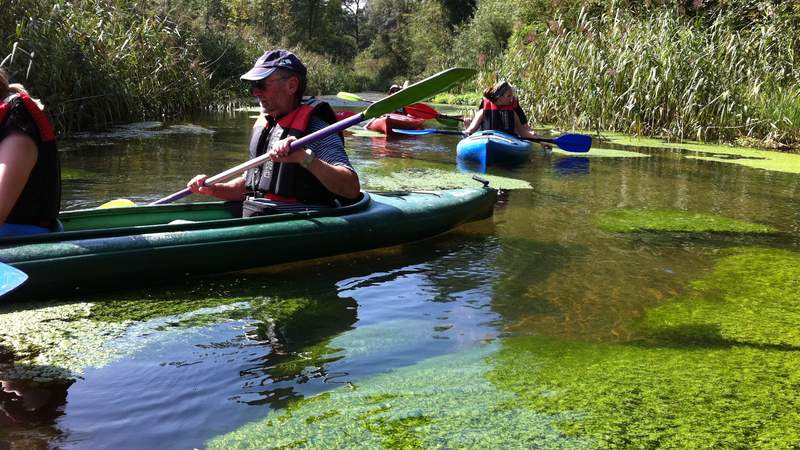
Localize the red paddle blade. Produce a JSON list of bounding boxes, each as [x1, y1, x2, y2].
[[404, 103, 440, 120]]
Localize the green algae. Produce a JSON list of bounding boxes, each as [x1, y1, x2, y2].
[[552, 148, 648, 158], [207, 343, 592, 450], [0, 300, 251, 381], [488, 336, 800, 449], [0, 280, 356, 382], [602, 132, 800, 174], [594, 208, 777, 234], [643, 247, 800, 348], [486, 246, 800, 449], [363, 167, 531, 191]]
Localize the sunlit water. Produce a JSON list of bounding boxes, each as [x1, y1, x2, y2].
[[2, 97, 799, 449]]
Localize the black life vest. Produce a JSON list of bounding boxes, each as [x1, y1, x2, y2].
[[245, 98, 343, 205], [480, 98, 521, 135], [0, 93, 61, 227]]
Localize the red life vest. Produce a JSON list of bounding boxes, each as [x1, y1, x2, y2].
[[480, 98, 521, 135], [0, 93, 61, 227], [245, 98, 342, 205]]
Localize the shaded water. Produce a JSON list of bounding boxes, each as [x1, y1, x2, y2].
[[2, 98, 800, 448]]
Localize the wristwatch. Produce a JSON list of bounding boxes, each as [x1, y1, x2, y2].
[[300, 149, 315, 169]]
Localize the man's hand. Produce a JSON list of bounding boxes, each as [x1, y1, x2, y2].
[[187, 174, 215, 196], [268, 136, 306, 164]]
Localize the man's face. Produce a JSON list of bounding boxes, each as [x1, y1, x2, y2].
[[250, 73, 296, 116]]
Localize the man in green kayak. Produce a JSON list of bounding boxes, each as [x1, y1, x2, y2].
[[187, 49, 360, 215]]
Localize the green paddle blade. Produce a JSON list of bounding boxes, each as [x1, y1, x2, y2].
[[337, 92, 366, 102], [363, 68, 476, 120]]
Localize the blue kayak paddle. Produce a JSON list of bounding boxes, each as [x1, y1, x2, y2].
[[0, 262, 27, 297], [393, 128, 592, 153]]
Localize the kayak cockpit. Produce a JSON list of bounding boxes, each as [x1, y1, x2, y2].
[[0, 192, 372, 245]]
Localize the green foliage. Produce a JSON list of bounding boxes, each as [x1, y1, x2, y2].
[[430, 91, 481, 106], [476, 1, 800, 145]]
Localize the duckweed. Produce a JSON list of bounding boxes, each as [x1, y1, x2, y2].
[[594, 208, 776, 234]]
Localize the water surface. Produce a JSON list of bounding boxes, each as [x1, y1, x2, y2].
[[2, 99, 800, 448]]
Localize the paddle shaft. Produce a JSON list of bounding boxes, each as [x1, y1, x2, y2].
[[150, 113, 365, 205]]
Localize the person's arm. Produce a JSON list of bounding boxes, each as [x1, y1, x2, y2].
[[187, 174, 246, 201], [513, 113, 539, 139], [464, 109, 484, 135], [0, 134, 38, 224], [269, 136, 360, 199]]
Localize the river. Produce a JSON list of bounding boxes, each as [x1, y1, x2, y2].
[[2, 97, 800, 449]]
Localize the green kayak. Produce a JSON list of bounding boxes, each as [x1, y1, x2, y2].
[[0, 187, 496, 300]]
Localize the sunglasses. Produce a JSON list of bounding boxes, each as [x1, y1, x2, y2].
[[250, 76, 288, 91]]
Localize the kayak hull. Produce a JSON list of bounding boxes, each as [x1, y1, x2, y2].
[[457, 130, 532, 165], [365, 113, 427, 137], [0, 188, 496, 300]]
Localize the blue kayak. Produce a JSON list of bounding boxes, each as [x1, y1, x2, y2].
[[456, 130, 532, 165]]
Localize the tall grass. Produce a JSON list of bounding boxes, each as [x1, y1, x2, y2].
[[1, 0, 358, 133], [495, 7, 800, 146]]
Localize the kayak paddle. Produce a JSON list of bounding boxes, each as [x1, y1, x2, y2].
[[151, 67, 477, 205], [336, 92, 462, 122], [0, 262, 27, 297], [393, 128, 593, 153]]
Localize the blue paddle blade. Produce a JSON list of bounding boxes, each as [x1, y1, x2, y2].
[[553, 134, 592, 153], [0, 263, 27, 297]]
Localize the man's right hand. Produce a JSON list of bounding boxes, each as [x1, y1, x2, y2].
[[187, 174, 215, 196]]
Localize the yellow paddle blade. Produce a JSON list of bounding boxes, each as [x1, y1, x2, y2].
[[98, 199, 137, 209], [336, 91, 366, 102]]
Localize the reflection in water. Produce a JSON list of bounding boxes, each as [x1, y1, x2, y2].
[[0, 351, 72, 448], [553, 156, 590, 176]]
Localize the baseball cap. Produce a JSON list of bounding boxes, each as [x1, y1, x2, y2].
[[240, 49, 307, 81]]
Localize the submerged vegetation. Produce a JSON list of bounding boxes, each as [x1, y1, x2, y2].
[[2, 0, 799, 146], [204, 246, 800, 448], [595, 208, 777, 234], [489, 247, 800, 448]]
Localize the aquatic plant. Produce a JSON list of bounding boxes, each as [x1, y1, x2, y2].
[[594, 208, 777, 234], [362, 166, 532, 191], [602, 133, 800, 174], [207, 343, 593, 449], [487, 247, 800, 449]]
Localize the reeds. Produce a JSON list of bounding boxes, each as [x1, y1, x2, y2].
[[491, 7, 800, 146], [1, 1, 356, 133]]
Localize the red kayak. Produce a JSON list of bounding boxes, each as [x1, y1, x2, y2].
[[365, 113, 426, 137]]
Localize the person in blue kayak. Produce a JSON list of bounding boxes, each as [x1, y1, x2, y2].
[[463, 80, 539, 139], [0, 68, 61, 237], [187, 49, 360, 215]]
